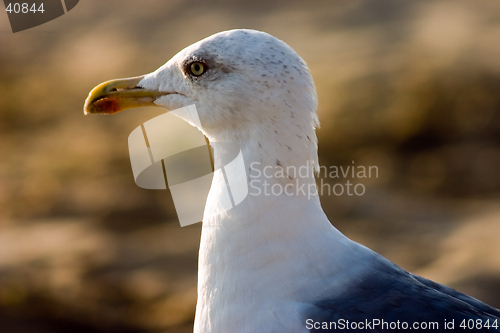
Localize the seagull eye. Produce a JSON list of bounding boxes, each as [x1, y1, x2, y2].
[[189, 62, 207, 76]]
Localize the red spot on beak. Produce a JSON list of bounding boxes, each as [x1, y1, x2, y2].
[[92, 97, 122, 114]]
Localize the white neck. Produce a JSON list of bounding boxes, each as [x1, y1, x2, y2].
[[193, 127, 372, 333]]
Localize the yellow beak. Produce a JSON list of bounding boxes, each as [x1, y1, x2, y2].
[[84, 76, 164, 115]]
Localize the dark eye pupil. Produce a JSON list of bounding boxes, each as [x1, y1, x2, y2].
[[190, 62, 205, 76]]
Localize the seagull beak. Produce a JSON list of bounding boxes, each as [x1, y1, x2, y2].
[[84, 76, 165, 115]]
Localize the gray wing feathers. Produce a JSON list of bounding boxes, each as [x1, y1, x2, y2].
[[306, 257, 500, 332]]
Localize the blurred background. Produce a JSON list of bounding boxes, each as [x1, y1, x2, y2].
[[1, 0, 500, 332]]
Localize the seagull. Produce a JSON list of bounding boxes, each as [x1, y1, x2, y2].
[[84, 29, 500, 332]]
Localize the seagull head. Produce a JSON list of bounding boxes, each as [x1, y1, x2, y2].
[[85, 29, 318, 141]]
